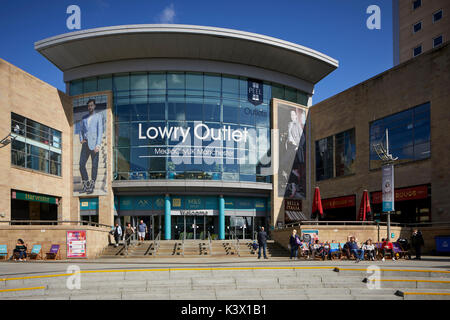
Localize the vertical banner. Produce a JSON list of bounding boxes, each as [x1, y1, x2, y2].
[[382, 164, 395, 212], [275, 102, 307, 199], [67, 230, 87, 258], [73, 94, 108, 196]]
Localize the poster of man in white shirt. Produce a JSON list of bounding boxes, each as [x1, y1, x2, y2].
[[73, 95, 107, 196]]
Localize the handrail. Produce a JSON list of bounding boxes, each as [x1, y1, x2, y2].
[[207, 231, 212, 255], [230, 230, 240, 257], [153, 232, 161, 256], [277, 220, 450, 229], [182, 230, 185, 257], [4, 220, 113, 228]]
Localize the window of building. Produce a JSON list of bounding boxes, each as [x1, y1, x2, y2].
[[369, 102, 430, 169], [315, 128, 355, 181], [433, 35, 443, 48], [413, 21, 422, 33], [413, 45, 422, 57], [10, 113, 62, 176], [413, 0, 421, 10], [433, 10, 443, 23]]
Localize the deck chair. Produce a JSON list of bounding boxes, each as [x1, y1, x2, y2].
[[339, 243, 350, 260], [375, 242, 383, 259], [46, 244, 60, 260], [329, 243, 340, 259], [0, 245, 8, 260], [393, 242, 410, 259], [28, 245, 43, 260]]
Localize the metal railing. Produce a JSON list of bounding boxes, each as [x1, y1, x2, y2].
[[207, 231, 212, 255], [230, 230, 240, 257], [279, 220, 450, 229], [182, 231, 185, 257], [153, 232, 161, 256], [4, 220, 113, 228]]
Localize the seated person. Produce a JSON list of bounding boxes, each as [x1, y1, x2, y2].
[[12, 239, 27, 261], [300, 241, 310, 259], [363, 239, 376, 261], [322, 241, 331, 260], [346, 237, 364, 262], [311, 240, 323, 259], [381, 239, 395, 261]]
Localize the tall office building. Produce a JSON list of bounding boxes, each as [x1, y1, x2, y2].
[[393, 0, 449, 65]]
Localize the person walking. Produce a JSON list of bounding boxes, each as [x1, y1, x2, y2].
[[137, 220, 147, 243], [125, 223, 135, 246], [113, 223, 122, 247], [257, 227, 268, 259], [411, 229, 425, 260], [289, 229, 301, 260]]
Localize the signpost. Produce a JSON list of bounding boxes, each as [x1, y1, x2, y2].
[[373, 129, 398, 241]]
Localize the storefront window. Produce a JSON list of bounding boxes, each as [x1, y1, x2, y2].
[[70, 72, 308, 183], [370, 102, 430, 169]]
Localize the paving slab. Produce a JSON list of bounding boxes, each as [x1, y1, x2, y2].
[[122, 292, 170, 300], [192, 277, 236, 289], [169, 289, 216, 300], [236, 278, 280, 289]]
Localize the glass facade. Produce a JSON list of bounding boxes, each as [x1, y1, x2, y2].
[[11, 113, 62, 176], [315, 128, 356, 181], [70, 72, 308, 183], [370, 102, 430, 169]]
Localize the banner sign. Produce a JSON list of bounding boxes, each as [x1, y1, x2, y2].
[[322, 195, 356, 210], [12, 191, 58, 205], [301, 230, 319, 243], [248, 79, 263, 106], [382, 164, 395, 212], [284, 199, 306, 222], [67, 230, 87, 258], [371, 185, 428, 204]]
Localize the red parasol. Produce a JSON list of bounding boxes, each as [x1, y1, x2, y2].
[[358, 190, 371, 221], [311, 187, 323, 219]]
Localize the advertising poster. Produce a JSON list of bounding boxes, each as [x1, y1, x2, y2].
[[284, 199, 306, 222], [301, 230, 319, 243], [382, 164, 395, 212], [73, 95, 108, 196], [67, 230, 87, 258], [276, 102, 307, 199]]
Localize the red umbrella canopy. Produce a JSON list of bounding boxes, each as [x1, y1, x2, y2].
[[358, 190, 371, 221], [312, 187, 323, 218]]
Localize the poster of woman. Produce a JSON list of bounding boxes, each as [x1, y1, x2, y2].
[[277, 102, 307, 199]]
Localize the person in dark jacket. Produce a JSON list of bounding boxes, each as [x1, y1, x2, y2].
[[12, 239, 27, 261], [257, 227, 268, 259], [411, 229, 425, 260], [289, 229, 301, 260]]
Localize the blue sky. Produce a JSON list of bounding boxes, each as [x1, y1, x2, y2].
[[0, 0, 393, 103]]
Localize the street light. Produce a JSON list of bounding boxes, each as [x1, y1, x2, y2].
[[372, 128, 398, 241]]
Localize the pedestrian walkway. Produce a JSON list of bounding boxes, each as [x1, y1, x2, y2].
[[1, 256, 449, 300]]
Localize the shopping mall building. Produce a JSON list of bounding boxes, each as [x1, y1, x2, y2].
[[0, 25, 449, 257]]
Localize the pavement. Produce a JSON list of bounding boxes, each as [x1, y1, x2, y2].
[[1, 256, 449, 300]]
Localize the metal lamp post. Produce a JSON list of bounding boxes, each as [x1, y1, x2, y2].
[[373, 128, 398, 241]]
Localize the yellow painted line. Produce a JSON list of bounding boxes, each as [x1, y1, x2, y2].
[[337, 268, 450, 274], [368, 279, 450, 283], [402, 292, 450, 296], [0, 266, 335, 282], [0, 286, 45, 293]]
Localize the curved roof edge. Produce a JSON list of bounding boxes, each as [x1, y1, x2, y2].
[[35, 24, 338, 84]]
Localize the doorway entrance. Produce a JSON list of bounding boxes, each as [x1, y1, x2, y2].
[[119, 215, 163, 241], [172, 215, 216, 240]]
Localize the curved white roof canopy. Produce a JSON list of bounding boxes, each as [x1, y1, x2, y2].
[[35, 24, 338, 85]]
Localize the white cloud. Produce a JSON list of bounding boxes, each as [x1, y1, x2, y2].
[[156, 4, 176, 24]]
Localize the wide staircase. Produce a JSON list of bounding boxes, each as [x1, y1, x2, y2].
[[2, 265, 450, 300], [99, 240, 290, 258]]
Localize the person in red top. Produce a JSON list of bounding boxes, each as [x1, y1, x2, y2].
[[381, 238, 395, 261]]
